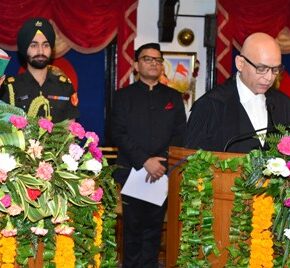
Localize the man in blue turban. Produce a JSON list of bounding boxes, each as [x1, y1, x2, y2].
[[0, 18, 79, 123]]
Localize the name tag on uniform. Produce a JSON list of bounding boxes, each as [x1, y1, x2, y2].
[[47, 95, 69, 101], [18, 95, 29, 101]]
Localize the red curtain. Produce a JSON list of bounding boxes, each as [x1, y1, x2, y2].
[[216, 0, 290, 84], [0, 0, 138, 88]]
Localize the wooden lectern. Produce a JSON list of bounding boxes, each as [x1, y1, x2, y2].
[[166, 146, 244, 268]]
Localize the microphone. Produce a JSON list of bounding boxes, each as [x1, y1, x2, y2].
[[167, 156, 188, 176], [223, 126, 272, 152], [224, 101, 276, 152]]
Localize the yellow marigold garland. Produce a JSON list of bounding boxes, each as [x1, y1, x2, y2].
[[89, 205, 104, 268], [0, 235, 17, 267], [197, 177, 204, 192], [249, 193, 274, 268], [54, 234, 76, 268]]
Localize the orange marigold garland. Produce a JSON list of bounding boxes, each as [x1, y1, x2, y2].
[[53, 234, 76, 268], [0, 235, 17, 267], [249, 194, 274, 268], [90, 205, 104, 268]]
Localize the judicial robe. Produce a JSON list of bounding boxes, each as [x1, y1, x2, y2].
[[185, 76, 290, 153]]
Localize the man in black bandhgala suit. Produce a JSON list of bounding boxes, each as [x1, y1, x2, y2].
[[112, 43, 186, 268]]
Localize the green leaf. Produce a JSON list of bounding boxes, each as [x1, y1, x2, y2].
[[227, 245, 240, 258], [0, 130, 25, 150], [27, 206, 48, 222], [55, 170, 81, 179], [17, 174, 46, 187]]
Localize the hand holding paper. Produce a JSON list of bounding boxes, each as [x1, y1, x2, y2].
[[143, 156, 166, 182], [121, 167, 168, 206]]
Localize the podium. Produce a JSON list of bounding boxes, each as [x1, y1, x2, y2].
[[166, 146, 244, 268]]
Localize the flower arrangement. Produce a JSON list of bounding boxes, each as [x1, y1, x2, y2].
[[177, 151, 219, 267], [0, 104, 117, 267], [178, 125, 290, 267]]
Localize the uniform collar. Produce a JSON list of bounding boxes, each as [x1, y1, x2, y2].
[[25, 68, 53, 83]]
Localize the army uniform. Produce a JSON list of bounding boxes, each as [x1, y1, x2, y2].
[[1, 69, 79, 123]]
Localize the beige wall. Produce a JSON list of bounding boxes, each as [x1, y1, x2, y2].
[[135, 0, 216, 99]]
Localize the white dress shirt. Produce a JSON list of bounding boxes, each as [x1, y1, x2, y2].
[[236, 73, 268, 145]]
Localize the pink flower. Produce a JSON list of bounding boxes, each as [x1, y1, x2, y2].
[[0, 169, 7, 183], [91, 187, 103, 202], [9, 115, 28, 129], [55, 224, 75, 235], [69, 143, 84, 161], [36, 161, 54, 180], [78, 178, 95, 196], [31, 226, 48, 236], [85, 132, 99, 145], [277, 136, 290, 155], [38, 118, 54, 133], [27, 139, 43, 159], [0, 194, 11, 208], [1, 228, 17, 237], [89, 142, 103, 161], [1, 219, 17, 237], [51, 215, 69, 224], [7, 204, 22, 216], [284, 198, 290, 208], [69, 122, 85, 139]]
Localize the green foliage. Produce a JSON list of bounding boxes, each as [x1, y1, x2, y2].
[[0, 108, 118, 266], [179, 140, 290, 267], [177, 150, 219, 267]]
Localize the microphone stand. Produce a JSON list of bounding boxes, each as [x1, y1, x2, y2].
[[223, 127, 271, 152], [224, 101, 276, 152]]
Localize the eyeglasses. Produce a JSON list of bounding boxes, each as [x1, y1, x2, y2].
[[240, 55, 284, 75], [138, 55, 164, 65]]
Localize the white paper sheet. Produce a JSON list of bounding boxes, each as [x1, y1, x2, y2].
[[121, 167, 168, 206]]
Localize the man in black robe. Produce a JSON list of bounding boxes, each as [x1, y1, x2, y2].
[[186, 32, 290, 153]]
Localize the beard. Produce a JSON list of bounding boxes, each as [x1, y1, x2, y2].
[[27, 55, 51, 69]]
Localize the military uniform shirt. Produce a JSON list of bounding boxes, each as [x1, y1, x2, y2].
[[0, 70, 79, 123]]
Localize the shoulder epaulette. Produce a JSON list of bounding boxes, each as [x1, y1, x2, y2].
[[59, 75, 71, 84], [48, 65, 71, 84]]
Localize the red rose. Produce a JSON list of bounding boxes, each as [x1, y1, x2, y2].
[[27, 188, 42, 201]]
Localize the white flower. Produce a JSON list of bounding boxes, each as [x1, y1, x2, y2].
[[61, 154, 78, 171], [284, 228, 290, 239], [263, 158, 290, 177], [69, 143, 84, 161], [81, 158, 102, 175], [27, 139, 43, 159], [0, 153, 17, 172]]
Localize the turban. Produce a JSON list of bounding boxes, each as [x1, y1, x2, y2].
[[17, 18, 55, 57]]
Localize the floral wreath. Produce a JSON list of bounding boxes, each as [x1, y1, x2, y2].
[[178, 125, 290, 268], [0, 105, 117, 267]]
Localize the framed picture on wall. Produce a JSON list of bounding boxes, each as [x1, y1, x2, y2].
[[161, 51, 197, 118]]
